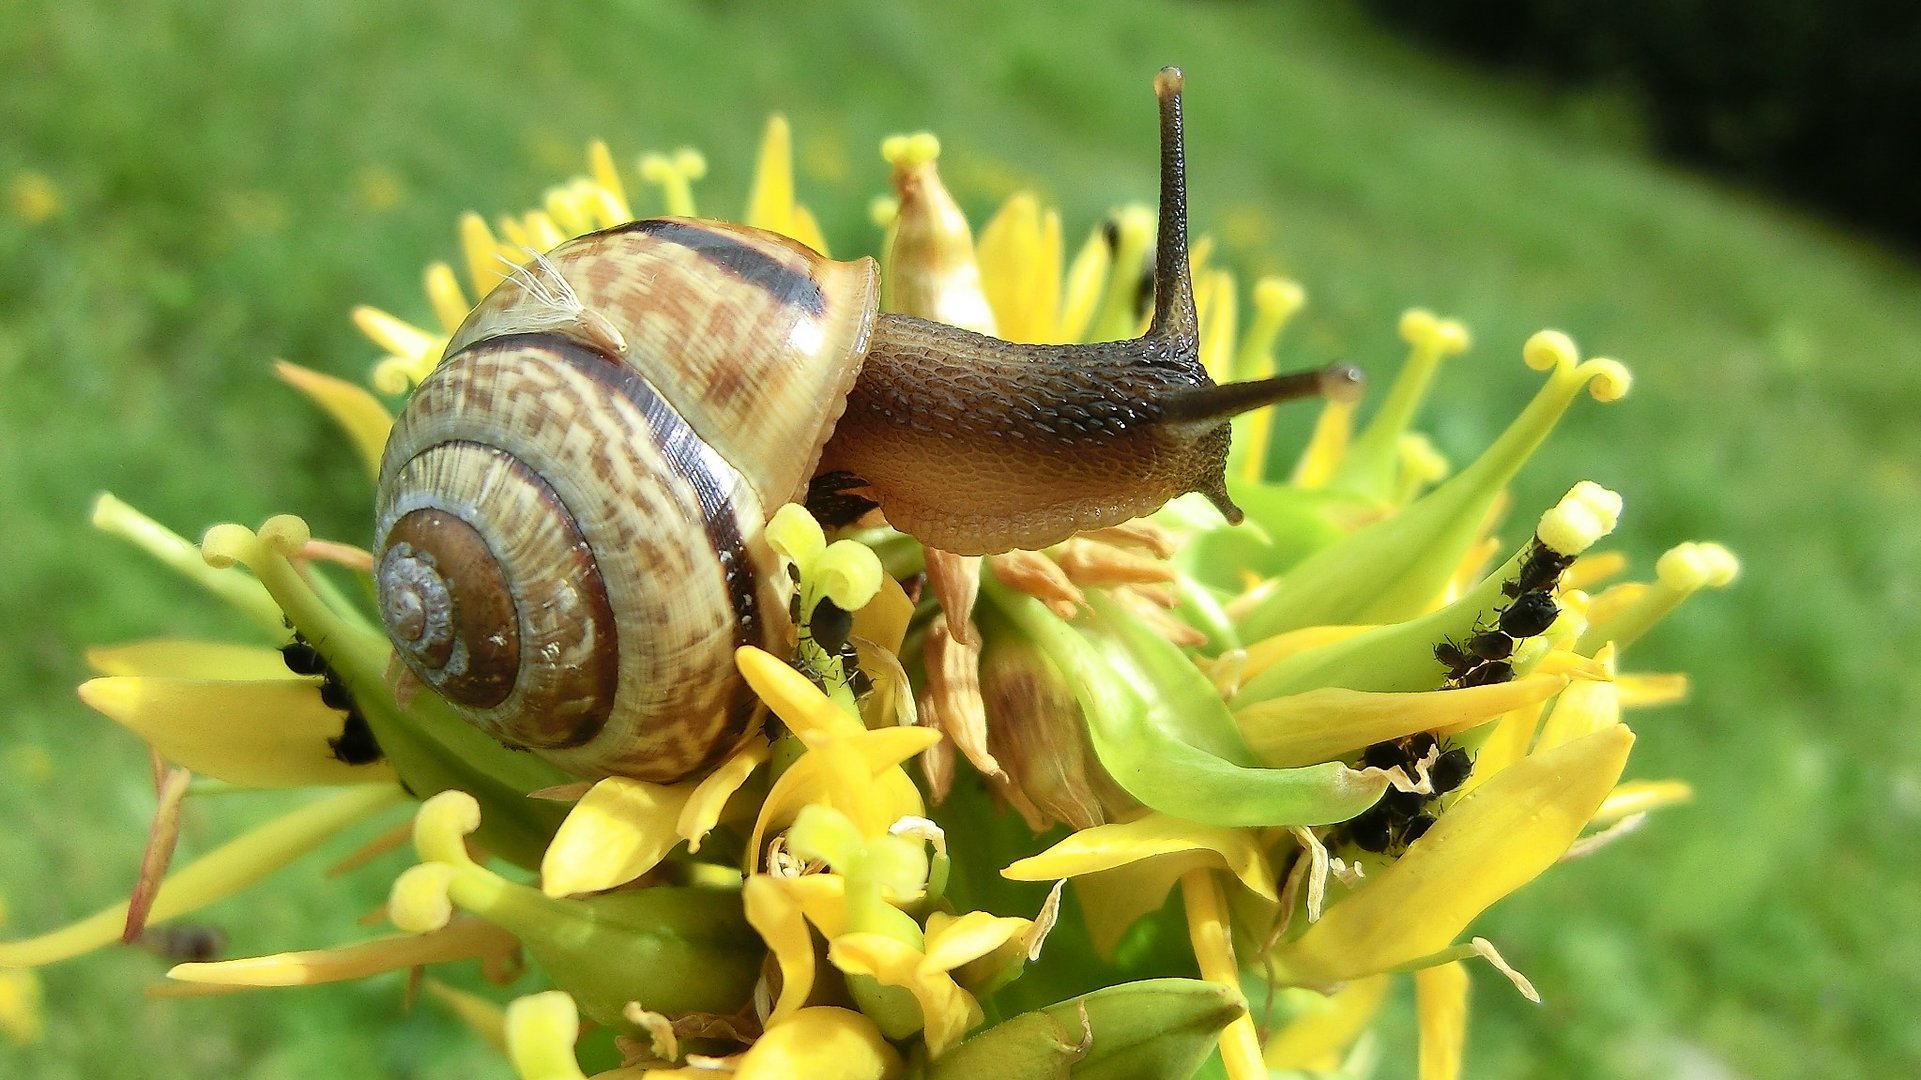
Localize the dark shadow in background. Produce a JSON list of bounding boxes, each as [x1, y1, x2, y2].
[[1362, 0, 1921, 252]]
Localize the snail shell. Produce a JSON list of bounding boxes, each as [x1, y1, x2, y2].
[[375, 221, 877, 781]]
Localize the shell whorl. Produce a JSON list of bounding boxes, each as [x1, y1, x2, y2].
[[374, 221, 878, 782]]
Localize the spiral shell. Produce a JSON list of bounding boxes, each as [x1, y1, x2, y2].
[[375, 219, 879, 781]]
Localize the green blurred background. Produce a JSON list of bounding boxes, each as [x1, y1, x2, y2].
[[2, 1, 1916, 1077]]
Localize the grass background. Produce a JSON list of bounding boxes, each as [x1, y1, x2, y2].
[[3, 1, 1917, 1076]]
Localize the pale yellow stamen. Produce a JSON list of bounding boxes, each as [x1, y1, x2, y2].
[[639, 148, 707, 218], [1579, 542, 1739, 656]]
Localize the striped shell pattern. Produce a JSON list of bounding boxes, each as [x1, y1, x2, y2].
[[374, 219, 880, 781]]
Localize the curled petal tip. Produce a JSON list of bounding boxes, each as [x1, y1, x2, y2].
[[1523, 329, 1579, 373], [1580, 358, 1633, 402], [414, 790, 483, 865], [258, 515, 312, 555], [390, 864, 459, 934], [198, 523, 257, 569]]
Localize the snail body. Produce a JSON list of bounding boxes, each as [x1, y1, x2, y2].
[[374, 69, 1362, 782]]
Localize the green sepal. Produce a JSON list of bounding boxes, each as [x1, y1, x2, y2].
[[1236, 352, 1614, 639], [448, 872, 761, 1026], [927, 978, 1243, 1080], [1232, 543, 1533, 707], [982, 584, 1386, 828]]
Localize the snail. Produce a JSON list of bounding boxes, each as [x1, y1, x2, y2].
[[372, 68, 1363, 782]]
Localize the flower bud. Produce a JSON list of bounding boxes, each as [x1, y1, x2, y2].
[[977, 634, 1129, 832]]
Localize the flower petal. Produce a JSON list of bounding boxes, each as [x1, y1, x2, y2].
[[989, 587, 1388, 827], [1260, 977, 1391, 1070], [1270, 725, 1633, 986], [677, 736, 770, 850], [1234, 675, 1568, 767], [1003, 813, 1277, 903], [86, 639, 293, 680], [79, 676, 396, 787], [274, 360, 393, 478], [743, 875, 815, 1025], [541, 778, 696, 898], [920, 911, 1031, 974], [1416, 962, 1470, 1080]]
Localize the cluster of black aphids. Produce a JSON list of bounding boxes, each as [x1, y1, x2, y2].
[[280, 634, 384, 766], [1434, 536, 1575, 689], [792, 595, 872, 698], [1342, 732, 1473, 854]]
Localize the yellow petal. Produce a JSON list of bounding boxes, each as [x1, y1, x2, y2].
[[1270, 725, 1633, 986], [745, 115, 797, 237], [0, 785, 402, 967], [734, 1007, 902, 1080], [167, 918, 518, 988], [1535, 644, 1620, 752], [1234, 675, 1568, 767], [1057, 224, 1109, 343], [1234, 625, 1373, 687], [1180, 870, 1261, 1080], [830, 934, 979, 1057], [1617, 672, 1689, 709], [788, 203, 831, 258], [976, 193, 1063, 344], [424, 262, 472, 335], [749, 727, 939, 861], [274, 360, 394, 478], [1593, 779, 1693, 826], [1462, 701, 1548, 791], [920, 911, 1031, 973], [1003, 812, 1278, 903], [541, 778, 695, 898], [0, 968, 43, 1046], [86, 639, 292, 680], [677, 736, 770, 850], [736, 646, 864, 744], [507, 991, 589, 1080], [1074, 860, 1200, 960], [743, 875, 815, 1025], [1261, 977, 1391, 1070], [1195, 266, 1238, 384], [851, 573, 916, 657], [78, 676, 397, 787], [1416, 962, 1469, 1080]]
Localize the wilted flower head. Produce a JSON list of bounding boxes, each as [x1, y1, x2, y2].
[[0, 69, 1737, 1080]]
